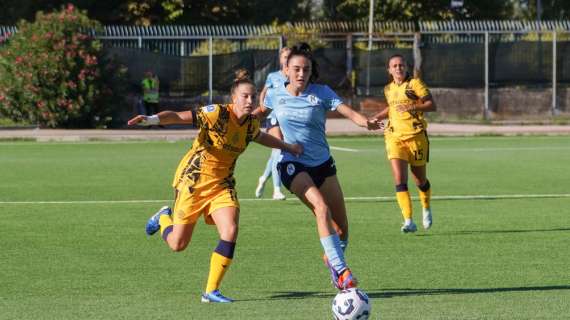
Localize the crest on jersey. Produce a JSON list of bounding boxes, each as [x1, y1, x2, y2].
[[286, 163, 296, 176], [308, 95, 319, 106], [279, 98, 286, 105], [202, 105, 216, 113]]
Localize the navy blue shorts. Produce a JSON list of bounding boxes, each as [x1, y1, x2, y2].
[[263, 117, 279, 129], [277, 157, 337, 191]]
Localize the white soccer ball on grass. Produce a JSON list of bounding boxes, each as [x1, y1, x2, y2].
[[332, 288, 371, 320]]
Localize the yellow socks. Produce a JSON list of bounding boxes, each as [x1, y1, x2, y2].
[[396, 183, 412, 220], [159, 214, 173, 241], [418, 180, 431, 209], [205, 240, 236, 293]]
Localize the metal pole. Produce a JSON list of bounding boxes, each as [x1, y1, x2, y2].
[[138, 36, 142, 49], [208, 36, 213, 104], [366, 0, 374, 95], [368, 0, 374, 50], [413, 32, 422, 78], [552, 31, 558, 115], [484, 32, 489, 119], [346, 34, 354, 96]]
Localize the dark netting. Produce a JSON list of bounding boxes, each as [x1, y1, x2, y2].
[[253, 50, 280, 87], [105, 48, 279, 97], [212, 50, 279, 93], [559, 41, 570, 84], [313, 47, 350, 92], [211, 51, 254, 93], [353, 48, 413, 95], [421, 42, 484, 88], [107, 40, 569, 99], [490, 39, 553, 85], [105, 47, 207, 96]]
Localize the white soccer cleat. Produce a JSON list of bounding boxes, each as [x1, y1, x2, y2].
[[255, 176, 266, 198], [422, 208, 433, 230], [401, 221, 418, 233], [272, 190, 286, 200]]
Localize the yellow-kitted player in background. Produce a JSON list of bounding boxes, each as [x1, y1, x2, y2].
[[128, 69, 302, 303], [373, 54, 437, 233]]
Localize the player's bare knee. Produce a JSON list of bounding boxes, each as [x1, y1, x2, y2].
[[220, 224, 239, 242], [169, 238, 190, 252], [313, 203, 330, 222]]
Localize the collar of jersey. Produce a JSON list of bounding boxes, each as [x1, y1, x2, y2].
[[283, 82, 313, 97], [228, 104, 249, 126]]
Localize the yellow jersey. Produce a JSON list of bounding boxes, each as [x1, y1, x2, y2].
[[172, 104, 260, 192], [384, 77, 431, 140]]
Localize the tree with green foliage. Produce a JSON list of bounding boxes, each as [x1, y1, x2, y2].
[[0, 4, 127, 128], [0, 0, 306, 26], [324, 0, 517, 22]]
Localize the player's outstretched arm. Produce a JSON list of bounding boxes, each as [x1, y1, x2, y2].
[[372, 107, 389, 121], [127, 110, 194, 126], [395, 95, 437, 113], [336, 104, 383, 131], [254, 132, 303, 157], [252, 104, 271, 121]]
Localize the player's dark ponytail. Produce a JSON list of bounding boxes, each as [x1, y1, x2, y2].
[[231, 68, 254, 94], [287, 42, 319, 83]]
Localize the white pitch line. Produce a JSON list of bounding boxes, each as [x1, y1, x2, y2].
[[1, 193, 569, 205], [330, 146, 360, 152]]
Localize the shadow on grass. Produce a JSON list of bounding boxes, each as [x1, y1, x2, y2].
[[416, 227, 570, 237], [369, 285, 570, 298], [259, 285, 570, 301]]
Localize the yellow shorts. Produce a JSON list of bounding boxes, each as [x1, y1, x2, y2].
[[173, 184, 239, 225], [385, 132, 430, 166]]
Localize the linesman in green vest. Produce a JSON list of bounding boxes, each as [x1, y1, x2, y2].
[[142, 70, 160, 115]]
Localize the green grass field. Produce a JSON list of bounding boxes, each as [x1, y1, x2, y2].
[[1, 135, 569, 319]]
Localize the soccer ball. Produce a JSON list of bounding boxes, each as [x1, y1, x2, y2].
[[332, 288, 371, 320]]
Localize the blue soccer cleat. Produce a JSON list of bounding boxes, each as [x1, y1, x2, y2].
[[201, 290, 234, 303], [145, 206, 172, 236]]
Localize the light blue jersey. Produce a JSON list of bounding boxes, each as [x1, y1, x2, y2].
[[264, 71, 288, 122], [264, 83, 343, 166], [265, 71, 288, 89]]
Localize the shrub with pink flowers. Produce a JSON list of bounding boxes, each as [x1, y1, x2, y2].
[[0, 4, 127, 128]]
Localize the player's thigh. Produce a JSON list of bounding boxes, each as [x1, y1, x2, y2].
[[290, 172, 327, 214], [319, 175, 348, 234], [168, 223, 196, 251], [389, 158, 409, 185], [210, 206, 240, 242], [410, 164, 427, 186]]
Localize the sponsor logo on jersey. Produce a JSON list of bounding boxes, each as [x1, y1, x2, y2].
[[203, 105, 216, 113]]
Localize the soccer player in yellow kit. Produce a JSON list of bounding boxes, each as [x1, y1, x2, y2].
[[373, 54, 437, 233], [128, 70, 302, 303]]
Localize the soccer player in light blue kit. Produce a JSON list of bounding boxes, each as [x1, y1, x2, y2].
[[255, 43, 382, 290], [255, 47, 291, 200]]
